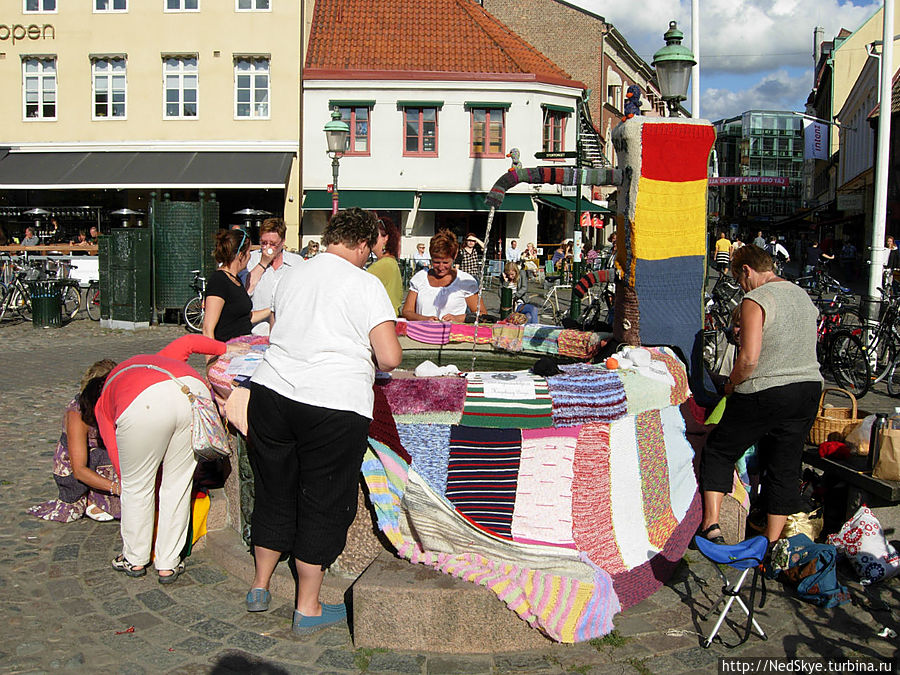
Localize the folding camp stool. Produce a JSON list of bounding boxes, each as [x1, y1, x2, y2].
[[693, 534, 769, 648]]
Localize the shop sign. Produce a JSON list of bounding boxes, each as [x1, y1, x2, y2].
[[0, 23, 54, 44], [837, 193, 864, 214]]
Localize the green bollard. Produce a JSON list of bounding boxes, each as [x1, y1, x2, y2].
[[499, 285, 513, 320]]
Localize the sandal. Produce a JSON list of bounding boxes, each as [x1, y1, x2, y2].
[[86, 504, 114, 522], [158, 562, 185, 585], [111, 554, 146, 578], [698, 523, 726, 545]]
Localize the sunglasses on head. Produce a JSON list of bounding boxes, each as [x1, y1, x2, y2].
[[235, 229, 248, 253]]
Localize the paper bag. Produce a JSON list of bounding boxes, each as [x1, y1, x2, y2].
[[874, 428, 900, 481]]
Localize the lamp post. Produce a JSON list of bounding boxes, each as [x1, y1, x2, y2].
[[323, 107, 350, 216], [652, 21, 696, 116]]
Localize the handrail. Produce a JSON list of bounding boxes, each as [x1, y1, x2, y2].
[[0, 244, 98, 254]]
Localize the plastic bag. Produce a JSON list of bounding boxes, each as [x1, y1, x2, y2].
[[843, 413, 876, 455]]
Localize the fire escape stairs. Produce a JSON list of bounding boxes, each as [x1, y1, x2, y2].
[[578, 100, 609, 168]]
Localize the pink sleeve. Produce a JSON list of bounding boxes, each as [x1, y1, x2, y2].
[[157, 334, 226, 361]]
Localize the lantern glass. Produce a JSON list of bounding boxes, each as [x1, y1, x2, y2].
[[656, 60, 693, 103]]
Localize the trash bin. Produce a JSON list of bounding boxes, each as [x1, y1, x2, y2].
[[29, 280, 62, 328]]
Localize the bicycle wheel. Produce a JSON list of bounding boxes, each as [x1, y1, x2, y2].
[[887, 359, 900, 397], [828, 330, 871, 398], [183, 296, 204, 333], [0, 284, 8, 322], [85, 282, 101, 321], [867, 331, 898, 383], [61, 284, 80, 321], [702, 329, 729, 374], [12, 285, 32, 321]]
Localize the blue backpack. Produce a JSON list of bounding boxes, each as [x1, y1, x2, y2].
[[768, 533, 850, 609]]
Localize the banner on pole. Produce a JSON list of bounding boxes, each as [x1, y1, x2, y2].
[[803, 120, 828, 161], [708, 176, 789, 186]]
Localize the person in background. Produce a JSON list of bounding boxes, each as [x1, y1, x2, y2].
[[884, 235, 899, 294], [203, 229, 272, 346], [804, 240, 833, 276], [244, 207, 401, 634], [731, 234, 744, 252], [714, 232, 732, 275], [301, 241, 320, 259], [245, 218, 303, 336], [89, 225, 100, 244], [413, 242, 431, 271], [502, 261, 537, 323], [0, 223, 8, 246], [367, 216, 403, 315], [28, 359, 121, 523], [456, 233, 484, 277], [521, 242, 540, 279], [21, 227, 40, 247], [753, 231, 766, 249], [402, 229, 487, 323], [96, 334, 246, 582], [505, 239, 521, 263], [699, 245, 822, 547]]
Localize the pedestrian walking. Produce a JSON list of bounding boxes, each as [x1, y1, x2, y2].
[[714, 232, 732, 275]]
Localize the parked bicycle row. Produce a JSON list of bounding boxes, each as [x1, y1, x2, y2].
[[0, 254, 100, 324]]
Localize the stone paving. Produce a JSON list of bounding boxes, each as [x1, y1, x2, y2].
[[0, 316, 898, 674]]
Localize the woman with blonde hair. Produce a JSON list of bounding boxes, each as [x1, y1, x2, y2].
[[28, 359, 121, 523]]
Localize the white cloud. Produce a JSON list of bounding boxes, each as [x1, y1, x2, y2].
[[698, 69, 811, 121], [570, 0, 879, 73]]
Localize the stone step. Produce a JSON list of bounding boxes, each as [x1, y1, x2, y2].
[[352, 550, 552, 654]]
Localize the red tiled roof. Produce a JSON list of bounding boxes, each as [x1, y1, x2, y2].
[[305, 0, 581, 87]]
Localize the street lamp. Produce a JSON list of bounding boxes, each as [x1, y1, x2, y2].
[[652, 21, 696, 116], [323, 107, 350, 216]]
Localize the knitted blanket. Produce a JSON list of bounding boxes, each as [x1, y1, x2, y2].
[[381, 375, 466, 415], [546, 364, 628, 427], [522, 324, 562, 354], [405, 321, 451, 345], [492, 323, 525, 352], [448, 323, 493, 344], [460, 372, 553, 429]]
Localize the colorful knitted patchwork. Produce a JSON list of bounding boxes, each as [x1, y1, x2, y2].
[[460, 372, 553, 429], [382, 376, 467, 415], [360, 439, 411, 550], [607, 415, 655, 569], [512, 427, 580, 548], [405, 321, 451, 345], [616, 368, 673, 417], [396, 423, 451, 497], [571, 422, 626, 572], [448, 323, 493, 344], [522, 324, 562, 354], [446, 425, 522, 540], [634, 410, 680, 550], [546, 363, 627, 427], [492, 323, 525, 352], [557, 329, 601, 359], [648, 347, 691, 405]]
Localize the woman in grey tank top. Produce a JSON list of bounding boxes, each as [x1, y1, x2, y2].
[[698, 245, 822, 547]]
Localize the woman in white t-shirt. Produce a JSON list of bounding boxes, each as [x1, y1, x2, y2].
[[401, 229, 487, 323], [245, 208, 402, 635]]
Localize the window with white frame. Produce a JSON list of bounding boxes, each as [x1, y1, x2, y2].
[[95, 0, 127, 10], [236, 0, 269, 9], [234, 57, 269, 118], [92, 57, 126, 119], [542, 109, 568, 153], [165, 0, 198, 11], [163, 56, 198, 118], [469, 107, 505, 157], [24, 0, 56, 12], [23, 57, 57, 120]]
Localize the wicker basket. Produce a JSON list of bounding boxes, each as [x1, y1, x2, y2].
[[808, 387, 869, 445]]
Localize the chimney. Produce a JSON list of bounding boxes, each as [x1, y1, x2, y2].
[[813, 26, 824, 68]]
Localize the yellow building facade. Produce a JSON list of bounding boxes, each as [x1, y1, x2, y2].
[[0, 0, 306, 244]]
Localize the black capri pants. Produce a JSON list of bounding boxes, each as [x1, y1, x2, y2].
[[247, 382, 370, 567], [700, 380, 821, 516]]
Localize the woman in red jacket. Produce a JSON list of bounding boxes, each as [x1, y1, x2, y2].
[[96, 334, 244, 583]]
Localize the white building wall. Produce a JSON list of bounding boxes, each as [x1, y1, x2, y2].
[[837, 59, 877, 188], [302, 78, 581, 255]]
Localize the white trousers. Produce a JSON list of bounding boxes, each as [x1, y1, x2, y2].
[[115, 376, 204, 570]]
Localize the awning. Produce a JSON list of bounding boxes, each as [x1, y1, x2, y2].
[[302, 190, 416, 210], [0, 151, 294, 189], [536, 195, 612, 213], [418, 192, 534, 212]]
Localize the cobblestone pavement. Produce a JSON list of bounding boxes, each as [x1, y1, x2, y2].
[[1, 318, 897, 674]]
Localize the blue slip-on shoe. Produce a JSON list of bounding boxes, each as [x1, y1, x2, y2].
[[246, 588, 271, 612], [292, 603, 347, 635]]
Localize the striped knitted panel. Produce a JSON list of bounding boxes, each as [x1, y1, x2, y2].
[[360, 439, 410, 550], [611, 491, 701, 609], [635, 410, 679, 549], [648, 347, 691, 406], [511, 427, 580, 548], [570, 422, 626, 573], [446, 425, 522, 540], [546, 364, 627, 427], [405, 321, 451, 345], [396, 423, 451, 498], [448, 323, 493, 344], [557, 330, 601, 360], [382, 375, 467, 415], [460, 373, 553, 429]]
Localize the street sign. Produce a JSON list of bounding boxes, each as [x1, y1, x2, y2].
[[561, 186, 577, 197], [534, 151, 578, 159]]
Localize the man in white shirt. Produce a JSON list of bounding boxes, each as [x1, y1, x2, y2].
[[505, 239, 521, 263], [245, 218, 303, 336]]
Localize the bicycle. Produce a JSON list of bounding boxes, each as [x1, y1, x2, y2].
[[182, 270, 206, 333], [0, 261, 41, 322], [537, 284, 570, 325], [703, 274, 743, 374], [84, 280, 101, 321]]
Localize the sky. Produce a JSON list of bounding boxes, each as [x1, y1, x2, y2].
[[568, 0, 882, 121]]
